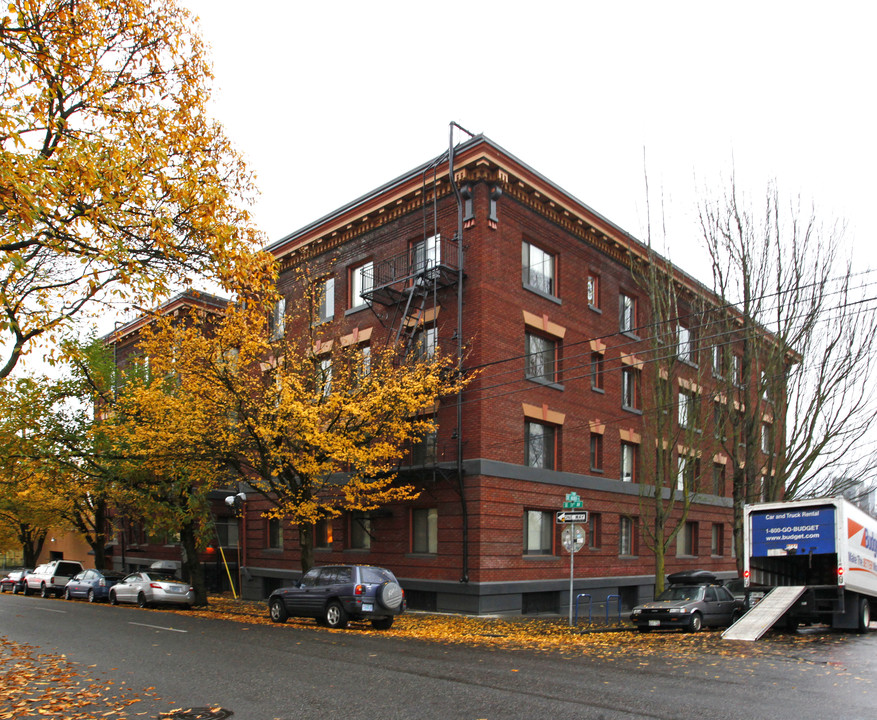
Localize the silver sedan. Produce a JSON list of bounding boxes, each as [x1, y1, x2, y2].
[[109, 571, 195, 608]]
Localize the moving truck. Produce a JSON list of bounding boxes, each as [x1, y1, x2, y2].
[[743, 497, 877, 632]]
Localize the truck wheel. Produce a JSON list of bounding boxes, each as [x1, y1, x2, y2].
[[40, 583, 50, 599], [858, 597, 871, 633]]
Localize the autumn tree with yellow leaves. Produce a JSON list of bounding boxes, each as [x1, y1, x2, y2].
[[113, 267, 470, 576], [0, 377, 71, 567], [0, 0, 260, 378]]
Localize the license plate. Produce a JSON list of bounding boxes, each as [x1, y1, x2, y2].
[[648, 620, 661, 627], [167, 585, 184, 593], [362, 603, 374, 612]]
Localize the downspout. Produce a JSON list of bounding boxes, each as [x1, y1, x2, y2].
[[449, 122, 469, 583]]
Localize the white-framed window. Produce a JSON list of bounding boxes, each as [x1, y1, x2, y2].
[[677, 521, 698, 556], [359, 345, 371, 378], [711, 523, 724, 556], [678, 389, 695, 429], [412, 508, 438, 554], [412, 325, 437, 360], [619, 293, 637, 334], [316, 277, 335, 324], [712, 345, 724, 378], [677, 454, 699, 491], [677, 323, 694, 363], [761, 423, 772, 454], [269, 298, 286, 339], [524, 510, 553, 555], [621, 442, 637, 482], [732, 354, 743, 387], [619, 516, 636, 556], [587, 273, 600, 309], [622, 367, 640, 410], [525, 421, 555, 470], [318, 356, 332, 398], [522, 241, 555, 296], [525, 332, 557, 383], [412, 234, 441, 274], [349, 261, 373, 308]]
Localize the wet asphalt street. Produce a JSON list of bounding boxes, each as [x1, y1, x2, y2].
[[1, 592, 875, 719]]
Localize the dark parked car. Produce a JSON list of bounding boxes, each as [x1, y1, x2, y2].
[[268, 565, 405, 630], [64, 569, 125, 602], [630, 570, 744, 632], [0, 568, 32, 594]]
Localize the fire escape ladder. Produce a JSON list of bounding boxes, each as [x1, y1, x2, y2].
[[393, 278, 432, 356]]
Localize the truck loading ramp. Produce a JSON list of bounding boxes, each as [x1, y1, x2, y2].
[[722, 586, 807, 641]]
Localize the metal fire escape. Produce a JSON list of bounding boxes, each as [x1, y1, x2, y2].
[[360, 122, 473, 583]]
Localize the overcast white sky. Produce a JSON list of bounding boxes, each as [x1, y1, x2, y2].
[[185, 0, 877, 283]]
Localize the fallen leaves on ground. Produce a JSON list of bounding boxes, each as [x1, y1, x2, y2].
[[0, 637, 162, 719]]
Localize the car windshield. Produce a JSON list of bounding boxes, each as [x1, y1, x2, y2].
[[657, 586, 705, 602]]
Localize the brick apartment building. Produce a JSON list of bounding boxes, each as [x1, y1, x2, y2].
[[109, 135, 760, 615]]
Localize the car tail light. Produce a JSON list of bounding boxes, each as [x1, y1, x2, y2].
[[354, 584, 365, 595], [150, 583, 163, 589]]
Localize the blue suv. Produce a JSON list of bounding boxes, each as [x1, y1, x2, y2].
[[268, 565, 405, 630]]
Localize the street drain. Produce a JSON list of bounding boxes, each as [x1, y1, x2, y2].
[[158, 708, 233, 719]]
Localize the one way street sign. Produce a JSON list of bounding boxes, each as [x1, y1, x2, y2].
[[556, 511, 589, 524]]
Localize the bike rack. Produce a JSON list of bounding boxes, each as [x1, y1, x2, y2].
[[605, 594, 623, 623], [574, 593, 592, 625]]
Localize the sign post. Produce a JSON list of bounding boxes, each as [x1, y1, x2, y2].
[[558, 492, 588, 626]]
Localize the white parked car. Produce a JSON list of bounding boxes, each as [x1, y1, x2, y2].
[[24, 560, 84, 598], [109, 570, 195, 608]]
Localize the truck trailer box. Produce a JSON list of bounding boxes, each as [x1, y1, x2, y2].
[[744, 497, 877, 630]]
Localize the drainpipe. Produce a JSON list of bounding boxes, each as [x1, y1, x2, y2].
[[449, 122, 469, 583]]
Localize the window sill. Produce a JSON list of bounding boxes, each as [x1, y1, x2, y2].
[[523, 284, 562, 305], [591, 386, 605, 394], [588, 304, 602, 314], [526, 376, 564, 391], [621, 405, 643, 415], [620, 331, 640, 341], [523, 554, 557, 560], [590, 467, 604, 474], [618, 554, 639, 560], [345, 304, 370, 316]]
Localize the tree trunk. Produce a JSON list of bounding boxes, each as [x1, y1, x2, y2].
[[179, 521, 207, 606], [299, 524, 314, 574]]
